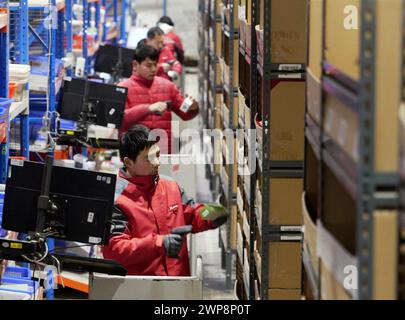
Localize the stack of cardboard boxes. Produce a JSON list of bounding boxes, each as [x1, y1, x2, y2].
[[304, 0, 401, 300], [253, 0, 307, 300]]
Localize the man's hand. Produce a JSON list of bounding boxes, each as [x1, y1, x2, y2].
[[185, 95, 199, 113], [161, 63, 171, 73], [149, 102, 168, 115], [212, 216, 228, 228], [168, 70, 179, 81], [163, 234, 185, 258]]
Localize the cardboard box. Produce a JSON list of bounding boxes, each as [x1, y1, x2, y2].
[[307, 68, 321, 125], [268, 0, 308, 64], [309, 0, 323, 79], [323, 166, 356, 254], [373, 211, 398, 300], [320, 260, 352, 300], [268, 289, 302, 300], [375, 0, 401, 173], [325, 0, 360, 80], [268, 242, 302, 289], [302, 192, 318, 274], [269, 177, 303, 226], [323, 91, 359, 162], [269, 80, 306, 161]]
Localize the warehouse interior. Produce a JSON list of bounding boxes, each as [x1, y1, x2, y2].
[[0, 0, 404, 301]]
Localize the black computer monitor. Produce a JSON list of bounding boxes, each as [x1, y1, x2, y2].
[[94, 44, 135, 79], [1, 160, 117, 245], [58, 77, 128, 129]]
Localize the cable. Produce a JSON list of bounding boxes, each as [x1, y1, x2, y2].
[[22, 241, 49, 264]]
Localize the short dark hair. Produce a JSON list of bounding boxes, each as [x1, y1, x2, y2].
[[158, 16, 174, 26], [119, 125, 157, 162], [147, 26, 164, 40], [133, 44, 159, 63]]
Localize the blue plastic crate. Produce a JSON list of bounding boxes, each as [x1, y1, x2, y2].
[[1, 277, 39, 293], [0, 98, 13, 110], [3, 266, 32, 279]]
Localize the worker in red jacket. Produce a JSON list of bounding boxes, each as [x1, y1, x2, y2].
[[142, 26, 183, 81], [157, 16, 185, 65], [118, 45, 197, 153], [103, 125, 227, 276]]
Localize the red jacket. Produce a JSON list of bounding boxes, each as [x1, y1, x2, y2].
[[157, 46, 183, 80], [118, 74, 198, 153], [165, 32, 184, 53], [103, 171, 214, 276]]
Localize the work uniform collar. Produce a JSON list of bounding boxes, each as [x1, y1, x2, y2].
[[119, 168, 159, 193], [131, 73, 154, 87]]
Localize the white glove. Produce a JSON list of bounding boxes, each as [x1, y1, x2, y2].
[[168, 70, 179, 81]]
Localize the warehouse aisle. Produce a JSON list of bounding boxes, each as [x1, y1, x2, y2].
[[182, 68, 234, 300]]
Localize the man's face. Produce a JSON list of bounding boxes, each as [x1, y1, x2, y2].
[[146, 34, 165, 51], [133, 57, 157, 81], [124, 144, 161, 177]]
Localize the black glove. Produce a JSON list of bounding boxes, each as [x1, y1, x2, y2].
[[212, 215, 228, 228], [163, 234, 184, 258]]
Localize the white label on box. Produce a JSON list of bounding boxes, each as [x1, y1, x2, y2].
[[88, 237, 101, 244], [109, 108, 116, 116], [337, 119, 348, 146], [107, 123, 116, 129], [278, 64, 302, 71], [10, 159, 24, 167], [87, 212, 95, 223], [280, 226, 303, 232], [278, 73, 302, 79], [280, 235, 302, 241]]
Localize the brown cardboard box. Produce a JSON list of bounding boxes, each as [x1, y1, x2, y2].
[[302, 192, 318, 274], [268, 242, 302, 289], [323, 91, 359, 163], [262, 0, 308, 64], [373, 211, 398, 300], [269, 81, 305, 161], [268, 289, 302, 300], [325, 0, 360, 80], [269, 177, 303, 226], [307, 68, 321, 125], [324, 0, 401, 174], [375, 0, 401, 173], [320, 261, 352, 300], [309, 0, 323, 79]]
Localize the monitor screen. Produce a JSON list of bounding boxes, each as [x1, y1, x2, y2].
[[94, 44, 135, 78], [58, 77, 128, 129], [2, 160, 117, 245]]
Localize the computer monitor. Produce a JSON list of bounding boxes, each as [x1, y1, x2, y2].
[[1, 160, 117, 245], [58, 77, 127, 129], [94, 44, 136, 79]]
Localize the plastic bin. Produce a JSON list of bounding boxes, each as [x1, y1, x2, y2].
[[9, 64, 31, 84], [0, 289, 31, 300], [3, 266, 32, 279]]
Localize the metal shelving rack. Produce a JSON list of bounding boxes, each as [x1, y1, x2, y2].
[[234, 0, 257, 300], [218, 0, 239, 290], [250, 0, 307, 300], [304, 0, 400, 300], [2, 0, 30, 183]]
